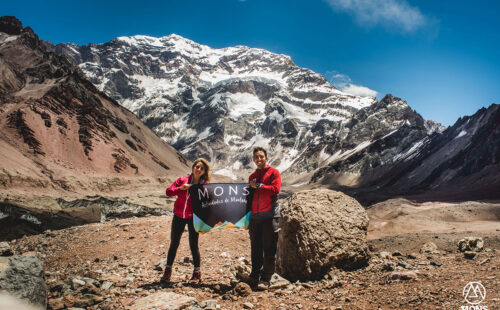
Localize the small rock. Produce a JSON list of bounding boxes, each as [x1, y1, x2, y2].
[[235, 265, 251, 282], [379, 252, 392, 259], [396, 257, 411, 269], [100, 274, 122, 283], [323, 276, 342, 289], [155, 258, 167, 271], [120, 297, 136, 307], [0, 242, 13, 256], [243, 302, 254, 309], [407, 253, 418, 259], [73, 295, 93, 308], [48, 298, 65, 310], [269, 273, 291, 289], [392, 251, 403, 257], [130, 292, 198, 309], [479, 258, 490, 265], [381, 260, 397, 271], [420, 242, 438, 254], [464, 251, 477, 259], [233, 282, 252, 297], [430, 259, 443, 267], [49, 281, 66, 293], [63, 295, 76, 308], [72, 278, 86, 290], [300, 282, 314, 288], [200, 299, 217, 309], [101, 281, 114, 290], [115, 281, 127, 287], [390, 271, 418, 281]]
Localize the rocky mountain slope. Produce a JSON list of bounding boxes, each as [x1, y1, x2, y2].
[[313, 101, 500, 203], [0, 17, 192, 236], [47, 34, 382, 180]]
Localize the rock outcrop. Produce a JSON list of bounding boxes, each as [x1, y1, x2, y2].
[[0, 255, 47, 309], [458, 237, 484, 253], [277, 189, 370, 281]]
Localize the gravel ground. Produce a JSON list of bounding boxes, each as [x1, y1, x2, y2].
[[9, 215, 500, 309]]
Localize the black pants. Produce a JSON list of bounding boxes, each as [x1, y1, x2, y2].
[[166, 215, 200, 267], [249, 217, 279, 282]]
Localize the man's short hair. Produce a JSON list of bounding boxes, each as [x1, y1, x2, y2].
[[253, 147, 267, 158]]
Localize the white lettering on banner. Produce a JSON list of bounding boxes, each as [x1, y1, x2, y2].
[[201, 199, 224, 208], [196, 185, 251, 200], [229, 185, 238, 196], [214, 186, 224, 196], [230, 197, 247, 203], [198, 187, 209, 200]]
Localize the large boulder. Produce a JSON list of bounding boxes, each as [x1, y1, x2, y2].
[[458, 237, 484, 252], [277, 189, 370, 281], [0, 255, 47, 309]]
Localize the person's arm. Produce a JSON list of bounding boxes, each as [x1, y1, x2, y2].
[[166, 177, 184, 197], [259, 169, 281, 195]]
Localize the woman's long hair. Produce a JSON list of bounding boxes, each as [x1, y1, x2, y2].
[[192, 158, 210, 183]]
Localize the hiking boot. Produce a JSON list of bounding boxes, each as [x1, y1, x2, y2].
[[160, 265, 172, 283], [245, 275, 259, 287], [189, 268, 201, 284]]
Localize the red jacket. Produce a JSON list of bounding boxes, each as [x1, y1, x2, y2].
[[166, 175, 206, 219], [248, 165, 281, 214]]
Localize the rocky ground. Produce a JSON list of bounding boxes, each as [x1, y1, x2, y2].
[[8, 215, 500, 310]]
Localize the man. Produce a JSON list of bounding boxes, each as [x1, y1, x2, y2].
[[247, 147, 281, 289]]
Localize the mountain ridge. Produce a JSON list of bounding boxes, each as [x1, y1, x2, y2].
[[0, 15, 190, 201], [6, 16, 499, 203]]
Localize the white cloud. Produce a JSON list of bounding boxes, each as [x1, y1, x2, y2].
[[325, 0, 427, 33], [327, 70, 377, 98], [341, 84, 378, 97], [329, 72, 352, 89]]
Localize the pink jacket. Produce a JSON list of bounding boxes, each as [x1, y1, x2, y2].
[[166, 175, 206, 218]]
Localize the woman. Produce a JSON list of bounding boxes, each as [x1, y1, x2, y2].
[[161, 158, 210, 284]]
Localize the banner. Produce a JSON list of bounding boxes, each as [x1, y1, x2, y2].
[[189, 183, 251, 233]]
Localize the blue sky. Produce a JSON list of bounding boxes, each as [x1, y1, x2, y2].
[[2, 0, 499, 126]]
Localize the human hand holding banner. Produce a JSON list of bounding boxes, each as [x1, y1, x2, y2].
[[189, 183, 251, 233]]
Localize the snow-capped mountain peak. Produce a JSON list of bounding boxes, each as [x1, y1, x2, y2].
[[51, 34, 415, 180]]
